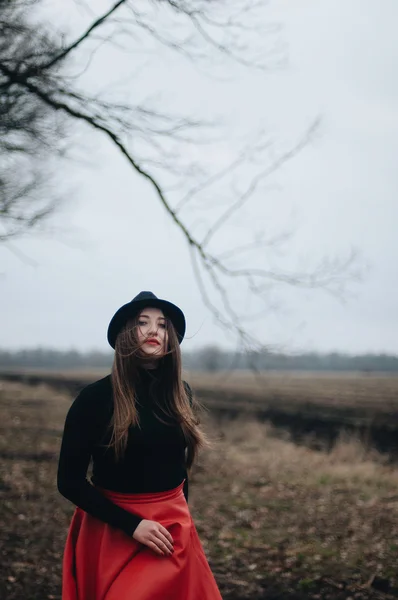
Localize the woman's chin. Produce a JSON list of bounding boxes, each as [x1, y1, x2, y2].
[[139, 347, 163, 359]]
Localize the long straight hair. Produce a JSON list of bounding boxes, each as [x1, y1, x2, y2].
[[110, 313, 207, 467]]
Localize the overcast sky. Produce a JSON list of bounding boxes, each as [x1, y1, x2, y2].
[[1, 0, 397, 355]]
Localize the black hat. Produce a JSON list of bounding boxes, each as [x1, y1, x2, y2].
[[107, 291, 186, 349]]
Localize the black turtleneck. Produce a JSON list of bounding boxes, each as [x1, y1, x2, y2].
[[57, 368, 192, 537]]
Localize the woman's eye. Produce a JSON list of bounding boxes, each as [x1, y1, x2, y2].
[[138, 320, 147, 326], [159, 323, 166, 329]]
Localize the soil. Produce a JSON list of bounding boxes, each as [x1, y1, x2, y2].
[[1, 380, 397, 600]]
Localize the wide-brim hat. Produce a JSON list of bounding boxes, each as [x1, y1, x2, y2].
[[107, 291, 186, 349]]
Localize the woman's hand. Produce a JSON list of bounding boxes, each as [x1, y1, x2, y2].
[[133, 519, 174, 556]]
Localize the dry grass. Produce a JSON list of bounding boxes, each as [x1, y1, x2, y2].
[[1, 380, 398, 600], [189, 416, 398, 598], [209, 419, 393, 484]]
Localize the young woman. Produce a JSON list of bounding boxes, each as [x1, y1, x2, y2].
[[57, 291, 222, 600]]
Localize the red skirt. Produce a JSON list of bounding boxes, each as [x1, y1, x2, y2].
[[62, 481, 223, 600]]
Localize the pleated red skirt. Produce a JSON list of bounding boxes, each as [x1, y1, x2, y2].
[[62, 481, 223, 600]]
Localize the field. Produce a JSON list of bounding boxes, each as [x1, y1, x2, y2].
[[1, 376, 398, 599], [188, 371, 398, 458], [186, 370, 398, 416]]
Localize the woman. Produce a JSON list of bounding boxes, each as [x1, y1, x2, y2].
[[57, 291, 222, 600]]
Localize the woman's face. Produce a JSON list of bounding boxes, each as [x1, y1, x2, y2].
[[136, 306, 169, 356]]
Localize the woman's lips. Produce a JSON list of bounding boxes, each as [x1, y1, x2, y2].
[[146, 340, 160, 345]]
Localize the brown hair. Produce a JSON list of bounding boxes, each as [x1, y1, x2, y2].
[[110, 312, 208, 467]]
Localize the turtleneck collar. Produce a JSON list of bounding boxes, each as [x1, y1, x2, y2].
[[137, 365, 160, 383]]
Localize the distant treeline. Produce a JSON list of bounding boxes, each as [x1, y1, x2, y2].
[[0, 347, 397, 372]]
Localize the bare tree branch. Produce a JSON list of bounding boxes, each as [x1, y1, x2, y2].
[[175, 148, 250, 214], [0, 0, 363, 350], [202, 119, 320, 248], [216, 228, 294, 261], [0, 57, 361, 342], [41, 0, 128, 70]]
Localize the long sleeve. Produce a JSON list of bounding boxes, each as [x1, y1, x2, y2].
[[183, 476, 189, 502], [57, 387, 143, 537], [182, 380, 193, 504]]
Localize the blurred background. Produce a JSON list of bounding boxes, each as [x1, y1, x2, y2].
[[1, 1, 397, 599]]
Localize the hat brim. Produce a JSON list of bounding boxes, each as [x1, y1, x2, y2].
[[107, 298, 186, 349]]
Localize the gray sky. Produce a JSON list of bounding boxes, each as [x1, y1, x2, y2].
[[1, 0, 397, 355]]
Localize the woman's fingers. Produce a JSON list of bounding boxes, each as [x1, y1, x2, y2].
[[159, 524, 174, 546], [146, 540, 165, 556], [152, 530, 174, 554], [132, 519, 174, 556], [151, 536, 172, 556]]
